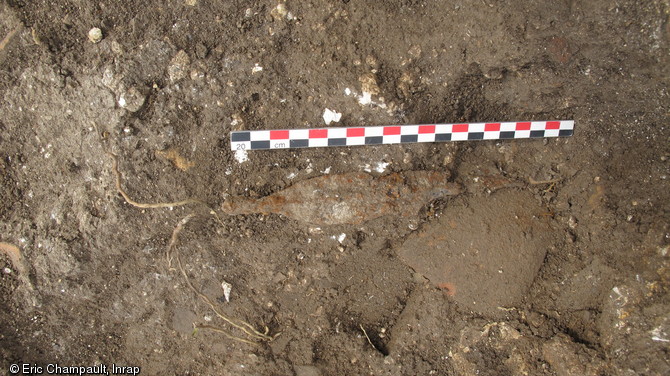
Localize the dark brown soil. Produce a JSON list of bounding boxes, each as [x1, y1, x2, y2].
[[1, 0, 668, 375]]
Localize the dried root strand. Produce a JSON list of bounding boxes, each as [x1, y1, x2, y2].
[[528, 177, 562, 185], [0, 25, 21, 51], [168, 214, 274, 344], [194, 324, 258, 346], [166, 214, 196, 270], [108, 152, 227, 228], [359, 324, 379, 351], [108, 152, 201, 209], [106, 148, 273, 343]]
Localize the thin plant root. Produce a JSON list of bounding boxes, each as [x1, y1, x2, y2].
[[107, 152, 226, 228], [106, 148, 272, 343], [168, 215, 274, 343], [0, 25, 21, 51], [166, 214, 196, 270], [528, 177, 562, 185], [359, 324, 379, 352], [194, 324, 258, 346], [176, 252, 273, 342], [108, 152, 201, 209]]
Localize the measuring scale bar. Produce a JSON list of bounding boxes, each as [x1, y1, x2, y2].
[[230, 120, 574, 151]]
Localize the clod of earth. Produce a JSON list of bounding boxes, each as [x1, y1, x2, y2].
[[0, 242, 33, 291], [397, 190, 555, 315], [0, 242, 27, 277], [222, 171, 462, 225], [155, 148, 195, 171]]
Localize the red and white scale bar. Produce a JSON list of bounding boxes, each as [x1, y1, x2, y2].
[[230, 120, 574, 151]]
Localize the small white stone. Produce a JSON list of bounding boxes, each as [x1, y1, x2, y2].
[[251, 64, 263, 74], [221, 281, 232, 302], [568, 216, 578, 229], [118, 86, 146, 112], [358, 92, 372, 105], [271, 3, 288, 19], [408, 220, 418, 230], [323, 108, 342, 125], [88, 27, 103, 43], [235, 149, 248, 163], [374, 161, 390, 173]]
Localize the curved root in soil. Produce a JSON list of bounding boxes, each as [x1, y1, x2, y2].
[[107, 151, 274, 344], [168, 214, 274, 344], [108, 152, 201, 209]]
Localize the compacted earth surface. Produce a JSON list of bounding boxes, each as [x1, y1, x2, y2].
[[1, 0, 669, 375]]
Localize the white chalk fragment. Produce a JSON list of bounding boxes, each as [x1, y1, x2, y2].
[[374, 161, 390, 173], [360, 161, 389, 173], [235, 148, 248, 163], [358, 92, 372, 105], [651, 326, 669, 342], [323, 108, 342, 125], [330, 233, 346, 244], [221, 281, 232, 302]]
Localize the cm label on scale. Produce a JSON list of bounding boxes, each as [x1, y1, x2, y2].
[[233, 141, 289, 150]]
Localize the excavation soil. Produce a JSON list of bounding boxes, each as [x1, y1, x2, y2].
[[1, 1, 669, 375]]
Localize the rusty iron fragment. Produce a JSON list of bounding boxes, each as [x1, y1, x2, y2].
[[222, 171, 461, 225]]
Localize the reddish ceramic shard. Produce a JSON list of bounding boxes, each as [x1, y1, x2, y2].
[[222, 171, 461, 225]]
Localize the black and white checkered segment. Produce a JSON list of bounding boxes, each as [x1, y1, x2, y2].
[[230, 120, 574, 151]]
